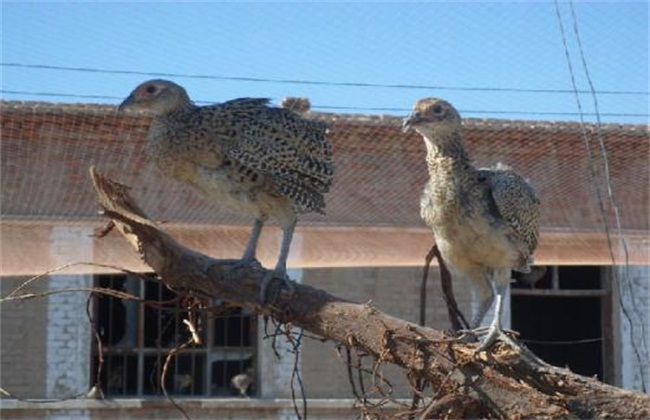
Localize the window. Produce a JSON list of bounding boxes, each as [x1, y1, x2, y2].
[[511, 265, 613, 383], [92, 274, 256, 397]]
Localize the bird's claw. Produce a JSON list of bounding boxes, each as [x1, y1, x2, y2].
[[472, 326, 520, 354], [456, 326, 491, 342], [455, 327, 520, 352], [221, 258, 263, 282], [227, 258, 263, 272], [259, 271, 294, 305]]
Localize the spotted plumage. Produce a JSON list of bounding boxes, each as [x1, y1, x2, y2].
[[119, 80, 333, 300], [404, 98, 540, 351]]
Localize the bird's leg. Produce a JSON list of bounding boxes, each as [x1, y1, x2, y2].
[[273, 219, 295, 278], [259, 219, 296, 303], [230, 219, 264, 271], [474, 281, 519, 353], [470, 276, 495, 329], [456, 276, 494, 340], [241, 218, 264, 264]]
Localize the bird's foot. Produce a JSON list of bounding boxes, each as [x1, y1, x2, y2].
[[455, 326, 520, 351], [454, 327, 478, 343], [455, 326, 493, 342], [221, 258, 264, 283], [259, 270, 294, 305], [473, 325, 521, 354], [226, 257, 263, 272]]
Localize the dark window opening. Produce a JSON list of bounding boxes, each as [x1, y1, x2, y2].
[[558, 265, 602, 290], [512, 295, 603, 379], [212, 358, 255, 396], [92, 274, 256, 397], [512, 265, 610, 382]]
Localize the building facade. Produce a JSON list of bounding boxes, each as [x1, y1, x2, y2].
[[1, 102, 648, 417]]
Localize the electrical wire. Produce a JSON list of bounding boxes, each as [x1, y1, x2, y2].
[[2, 62, 648, 96], [519, 337, 603, 345], [554, 0, 648, 392], [2, 89, 648, 118], [568, 0, 647, 393]]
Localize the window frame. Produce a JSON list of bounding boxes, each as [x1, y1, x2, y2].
[[91, 273, 257, 398]]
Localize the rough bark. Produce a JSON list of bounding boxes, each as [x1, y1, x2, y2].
[[90, 167, 649, 419]]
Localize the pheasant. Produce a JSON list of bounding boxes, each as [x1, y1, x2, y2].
[[119, 80, 333, 301], [403, 98, 540, 351]]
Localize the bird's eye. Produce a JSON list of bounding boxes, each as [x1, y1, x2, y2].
[[145, 85, 157, 94], [432, 104, 443, 114]]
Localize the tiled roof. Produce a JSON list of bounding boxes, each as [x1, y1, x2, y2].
[[1, 101, 648, 273]]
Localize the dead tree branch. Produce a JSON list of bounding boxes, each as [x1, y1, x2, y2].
[[89, 167, 649, 419]]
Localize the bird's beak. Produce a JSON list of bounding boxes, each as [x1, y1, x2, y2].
[[402, 113, 420, 133], [117, 94, 135, 112]]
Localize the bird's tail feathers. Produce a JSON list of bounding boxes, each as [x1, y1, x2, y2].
[[295, 156, 334, 192], [273, 175, 327, 213]]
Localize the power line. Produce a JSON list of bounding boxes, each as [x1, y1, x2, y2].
[[2, 62, 648, 96], [519, 337, 603, 345], [2, 89, 648, 118], [555, 0, 647, 392], [567, 0, 647, 392]]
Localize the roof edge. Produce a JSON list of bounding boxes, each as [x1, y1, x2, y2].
[[2, 100, 648, 133]]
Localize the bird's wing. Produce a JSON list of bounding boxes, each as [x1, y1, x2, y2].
[[484, 164, 541, 269], [212, 98, 334, 211]]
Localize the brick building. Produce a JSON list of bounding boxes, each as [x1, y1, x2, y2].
[[1, 101, 648, 417]]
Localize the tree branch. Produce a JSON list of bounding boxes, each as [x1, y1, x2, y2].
[[89, 166, 649, 419]]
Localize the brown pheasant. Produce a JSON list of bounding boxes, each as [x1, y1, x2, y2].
[[403, 98, 540, 351], [119, 79, 333, 301]]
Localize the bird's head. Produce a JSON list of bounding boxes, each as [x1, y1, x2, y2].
[[118, 79, 191, 115], [402, 98, 462, 138]]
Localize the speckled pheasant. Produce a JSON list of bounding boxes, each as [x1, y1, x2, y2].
[[403, 98, 540, 351], [119, 80, 333, 300]]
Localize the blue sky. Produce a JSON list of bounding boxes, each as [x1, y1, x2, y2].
[[1, 1, 648, 123]]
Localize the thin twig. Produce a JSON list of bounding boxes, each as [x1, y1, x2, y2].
[[433, 246, 470, 332], [2, 262, 146, 299], [419, 244, 437, 327], [86, 291, 105, 400], [287, 328, 307, 420], [161, 342, 191, 420]]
